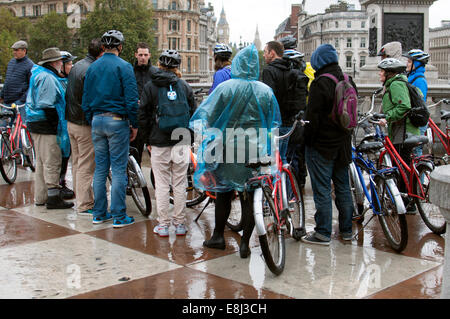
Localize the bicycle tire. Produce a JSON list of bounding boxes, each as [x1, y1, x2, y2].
[[349, 162, 365, 223], [225, 191, 243, 232], [375, 175, 408, 252], [0, 133, 17, 184], [414, 165, 446, 235], [128, 157, 151, 217], [258, 185, 285, 276], [22, 129, 36, 172], [282, 167, 306, 240]]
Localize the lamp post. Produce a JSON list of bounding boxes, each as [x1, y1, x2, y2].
[[353, 57, 356, 78]]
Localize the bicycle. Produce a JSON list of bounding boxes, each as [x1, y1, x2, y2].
[[350, 110, 408, 252], [0, 103, 36, 184], [424, 99, 450, 166], [245, 113, 307, 276]]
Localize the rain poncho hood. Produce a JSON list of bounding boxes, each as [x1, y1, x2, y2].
[[26, 64, 70, 157], [189, 44, 281, 192], [310, 44, 338, 71]]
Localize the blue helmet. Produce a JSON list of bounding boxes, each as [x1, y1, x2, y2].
[[403, 49, 430, 64]]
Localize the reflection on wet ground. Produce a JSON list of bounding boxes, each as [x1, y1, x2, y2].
[[0, 158, 445, 299]]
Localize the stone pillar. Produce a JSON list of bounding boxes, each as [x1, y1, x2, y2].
[[429, 165, 450, 299]]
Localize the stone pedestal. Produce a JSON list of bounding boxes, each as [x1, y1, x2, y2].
[[429, 165, 450, 299]]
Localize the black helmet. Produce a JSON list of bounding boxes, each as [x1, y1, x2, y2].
[[60, 51, 77, 63], [159, 50, 181, 68], [377, 58, 406, 73], [214, 43, 232, 59], [280, 36, 297, 50], [101, 30, 124, 49]]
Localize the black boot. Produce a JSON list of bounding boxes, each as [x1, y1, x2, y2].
[[46, 187, 74, 209], [60, 180, 75, 200], [203, 231, 226, 250], [239, 239, 251, 259]]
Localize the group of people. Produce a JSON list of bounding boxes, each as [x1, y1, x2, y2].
[[0, 31, 431, 257]]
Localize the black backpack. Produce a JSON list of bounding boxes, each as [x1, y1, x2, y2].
[[156, 80, 190, 133], [387, 78, 429, 127]]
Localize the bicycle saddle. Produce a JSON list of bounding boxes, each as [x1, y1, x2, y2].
[[356, 140, 384, 153], [441, 109, 450, 120], [403, 135, 429, 148], [245, 161, 271, 169]]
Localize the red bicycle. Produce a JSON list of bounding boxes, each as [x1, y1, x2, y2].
[[424, 99, 450, 166], [0, 103, 36, 184]]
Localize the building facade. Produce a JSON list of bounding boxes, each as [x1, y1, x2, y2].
[[216, 6, 229, 45], [274, 3, 301, 43], [297, 2, 368, 77], [0, 0, 93, 18], [429, 20, 450, 81]]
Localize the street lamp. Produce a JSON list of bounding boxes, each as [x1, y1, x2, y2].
[[353, 57, 356, 78]]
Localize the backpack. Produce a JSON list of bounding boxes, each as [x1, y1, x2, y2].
[[387, 78, 429, 127], [156, 81, 190, 133], [318, 73, 358, 132]]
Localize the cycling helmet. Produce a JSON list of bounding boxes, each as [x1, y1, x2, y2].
[[280, 36, 297, 50], [214, 43, 232, 59], [377, 58, 406, 73], [60, 51, 77, 63], [101, 30, 124, 49], [159, 50, 181, 68], [403, 49, 430, 64]]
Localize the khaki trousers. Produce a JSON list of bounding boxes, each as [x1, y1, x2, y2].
[[32, 133, 62, 204], [151, 145, 190, 226], [67, 121, 95, 212]]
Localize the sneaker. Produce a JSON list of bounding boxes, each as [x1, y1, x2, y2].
[[175, 224, 187, 236], [301, 232, 330, 246], [93, 213, 113, 224], [78, 209, 93, 216], [153, 224, 169, 237], [341, 233, 353, 241], [60, 185, 75, 200], [113, 216, 135, 228]]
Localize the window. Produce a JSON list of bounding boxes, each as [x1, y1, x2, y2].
[[169, 1, 177, 10], [168, 37, 180, 50], [187, 0, 191, 10], [188, 57, 192, 73], [22, 6, 26, 16], [169, 19, 179, 31], [63, 2, 68, 13], [360, 56, 366, 67], [33, 5, 41, 16], [346, 56, 353, 68], [335, 38, 339, 48], [155, 37, 159, 47], [347, 37, 352, 48], [48, 3, 56, 12], [335, 21, 339, 28], [152, 0, 157, 9], [153, 19, 158, 31], [361, 21, 366, 28], [360, 37, 366, 48], [187, 38, 191, 50], [347, 21, 351, 28], [187, 20, 191, 33]]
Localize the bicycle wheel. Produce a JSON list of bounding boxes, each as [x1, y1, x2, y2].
[[349, 162, 365, 223], [375, 176, 408, 252], [226, 191, 243, 232], [128, 156, 151, 217], [283, 167, 306, 240], [258, 186, 285, 276], [0, 133, 17, 184], [22, 129, 36, 172], [415, 165, 446, 235]]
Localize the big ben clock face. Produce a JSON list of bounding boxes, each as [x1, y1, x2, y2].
[[219, 29, 223, 35]]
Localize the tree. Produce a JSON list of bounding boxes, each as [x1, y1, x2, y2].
[[80, 0, 157, 64]]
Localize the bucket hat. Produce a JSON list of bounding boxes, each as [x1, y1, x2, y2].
[[38, 47, 63, 65]]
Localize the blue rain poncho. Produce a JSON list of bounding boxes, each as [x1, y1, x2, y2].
[[189, 44, 281, 192], [25, 65, 70, 157]]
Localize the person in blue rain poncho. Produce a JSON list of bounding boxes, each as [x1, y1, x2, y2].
[[26, 47, 73, 210], [189, 44, 281, 258]]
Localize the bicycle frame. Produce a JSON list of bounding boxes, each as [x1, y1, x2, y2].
[[427, 117, 449, 157]]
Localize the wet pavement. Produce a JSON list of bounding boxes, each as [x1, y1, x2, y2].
[[0, 152, 445, 299]]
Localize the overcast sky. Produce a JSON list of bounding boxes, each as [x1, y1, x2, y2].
[[208, 0, 450, 46]]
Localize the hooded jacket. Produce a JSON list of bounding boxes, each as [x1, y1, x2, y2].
[[189, 44, 281, 192], [304, 44, 355, 165], [209, 65, 231, 94], [134, 61, 157, 97], [138, 68, 196, 147], [0, 56, 34, 104], [407, 62, 427, 102]]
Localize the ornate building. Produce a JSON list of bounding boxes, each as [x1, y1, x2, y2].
[[253, 25, 261, 51], [216, 5, 229, 45], [0, 0, 93, 18], [274, 3, 301, 45], [297, 1, 368, 77], [429, 20, 450, 81]]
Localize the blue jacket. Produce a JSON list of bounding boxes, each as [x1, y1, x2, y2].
[[408, 62, 427, 102], [82, 53, 139, 128], [208, 65, 231, 94], [0, 56, 34, 104]]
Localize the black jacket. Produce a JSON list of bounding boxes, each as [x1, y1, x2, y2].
[[138, 69, 196, 147], [65, 54, 96, 126], [262, 58, 308, 126], [304, 63, 355, 166], [0, 56, 34, 104], [134, 61, 157, 98]]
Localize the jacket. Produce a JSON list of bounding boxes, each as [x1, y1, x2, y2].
[[382, 74, 420, 144], [138, 68, 196, 147], [408, 63, 427, 102], [134, 61, 157, 98], [0, 56, 34, 104], [209, 65, 231, 94], [189, 44, 281, 192], [82, 53, 139, 128], [262, 58, 305, 126], [26, 64, 70, 157], [65, 54, 95, 126]]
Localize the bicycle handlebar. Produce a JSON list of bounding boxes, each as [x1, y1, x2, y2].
[[275, 111, 309, 141], [0, 103, 25, 109]]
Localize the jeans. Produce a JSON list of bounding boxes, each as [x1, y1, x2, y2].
[[413, 124, 428, 157], [278, 127, 291, 164], [305, 145, 353, 240], [91, 115, 130, 219]]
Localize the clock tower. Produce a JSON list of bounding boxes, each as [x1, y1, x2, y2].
[[217, 6, 230, 44]]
